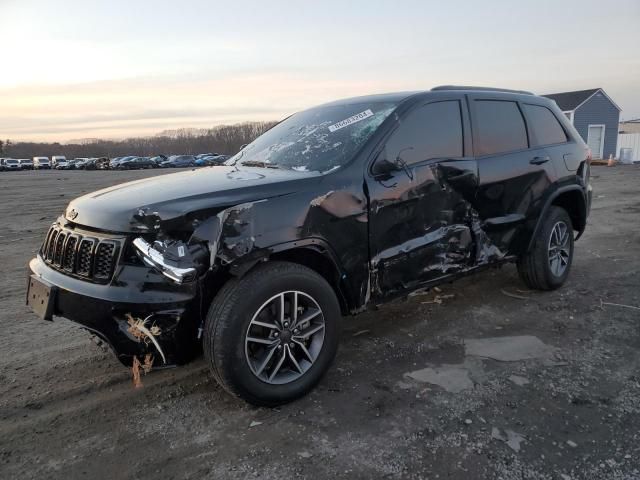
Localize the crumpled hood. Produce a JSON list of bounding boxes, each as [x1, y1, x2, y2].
[[64, 166, 318, 233]]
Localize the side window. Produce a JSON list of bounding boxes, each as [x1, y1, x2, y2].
[[474, 100, 528, 155], [385, 101, 463, 166], [523, 104, 568, 146]]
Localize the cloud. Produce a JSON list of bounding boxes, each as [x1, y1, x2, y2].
[[2, 0, 639, 141], [0, 70, 401, 141]]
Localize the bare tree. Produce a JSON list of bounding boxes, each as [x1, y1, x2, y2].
[[4, 121, 277, 159]]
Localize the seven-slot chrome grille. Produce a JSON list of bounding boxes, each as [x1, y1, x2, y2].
[[40, 224, 121, 283]]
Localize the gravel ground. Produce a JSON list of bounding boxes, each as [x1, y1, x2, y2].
[[1, 166, 639, 480]]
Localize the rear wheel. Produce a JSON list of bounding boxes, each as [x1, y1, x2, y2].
[[517, 206, 574, 290], [204, 261, 340, 406]]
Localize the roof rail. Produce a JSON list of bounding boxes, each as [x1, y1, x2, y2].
[[431, 85, 534, 95]]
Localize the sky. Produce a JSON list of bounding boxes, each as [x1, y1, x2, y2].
[[1, 0, 639, 143]]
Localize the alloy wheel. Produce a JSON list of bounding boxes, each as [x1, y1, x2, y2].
[[244, 291, 325, 385], [548, 221, 571, 277]]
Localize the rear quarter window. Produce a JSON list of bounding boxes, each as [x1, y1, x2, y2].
[[473, 100, 528, 156], [522, 104, 568, 146]]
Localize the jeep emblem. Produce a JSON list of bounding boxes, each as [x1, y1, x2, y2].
[[68, 208, 79, 220]]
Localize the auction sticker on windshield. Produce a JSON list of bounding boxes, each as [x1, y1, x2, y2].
[[328, 109, 374, 132]]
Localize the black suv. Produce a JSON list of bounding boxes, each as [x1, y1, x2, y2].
[[27, 86, 592, 406]]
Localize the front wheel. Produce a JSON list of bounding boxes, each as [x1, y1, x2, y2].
[[517, 206, 574, 290], [204, 261, 340, 406]]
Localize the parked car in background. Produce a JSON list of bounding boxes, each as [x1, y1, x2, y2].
[[82, 158, 97, 170], [109, 156, 134, 169], [55, 161, 71, 170], [52, 156, 69, 169], [68, 158, 88, 170], [159, 155, 196, 168], [212, 154, 230, 163], [117, 156, 157, 170], [150, 155, 167, 166], [196, 153, 220, 159], [82, 157, 108, 170], [34, 157, 51, 169], [194, 155, 225, 166], [78, 158, 92, 169], [3, 159, 21, 170], [51, 156, 67, 168], [94, 157, 110, 170], [19, 159, 34, 170]]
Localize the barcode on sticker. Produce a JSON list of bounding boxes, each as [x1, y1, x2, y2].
[[328, 109, 374, 132]]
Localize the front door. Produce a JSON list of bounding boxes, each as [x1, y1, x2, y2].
[[587, 124, 605, 159], [366, 98, 478, 299]]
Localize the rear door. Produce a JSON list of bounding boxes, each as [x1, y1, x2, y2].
[[521, 102, 575, 171], [470, 95, 558, 253]]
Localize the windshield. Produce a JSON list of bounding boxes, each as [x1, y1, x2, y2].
[[226, 101, 398, 173]]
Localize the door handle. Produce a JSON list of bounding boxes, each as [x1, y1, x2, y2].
[[447, 171, 474, 180], [530, 155, 550, 165]]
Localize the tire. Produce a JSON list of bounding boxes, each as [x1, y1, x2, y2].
[[203, 261, 340, 406], [517, 206, 574, 291]]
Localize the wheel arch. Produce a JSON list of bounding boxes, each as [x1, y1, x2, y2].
[[527, 185, 587, 252], [227, 239, 352, 315]]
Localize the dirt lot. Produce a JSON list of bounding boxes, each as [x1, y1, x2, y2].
[[1, 166, 639, 479]]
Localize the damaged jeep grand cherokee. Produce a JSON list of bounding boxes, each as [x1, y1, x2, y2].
[[27, 86, 592, 406]]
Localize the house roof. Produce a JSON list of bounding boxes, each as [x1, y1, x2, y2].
[[543, 88, 621, 112], [542, 88, 600, 111]]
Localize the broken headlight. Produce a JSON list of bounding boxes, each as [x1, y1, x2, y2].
[[133, 237, 208, 284]]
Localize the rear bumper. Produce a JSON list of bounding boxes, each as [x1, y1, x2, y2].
[[28, 255, 203, 366]]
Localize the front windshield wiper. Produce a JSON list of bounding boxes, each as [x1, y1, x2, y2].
[[240, 160, 282, 169]]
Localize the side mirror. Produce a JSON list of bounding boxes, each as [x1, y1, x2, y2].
[[371, 148, 399, 177]]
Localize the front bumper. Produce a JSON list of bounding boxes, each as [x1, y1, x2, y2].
[[28, 255, 203, 366]]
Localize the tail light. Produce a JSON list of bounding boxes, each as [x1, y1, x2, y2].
[[578, 150, 591, 185]]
